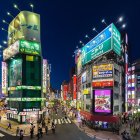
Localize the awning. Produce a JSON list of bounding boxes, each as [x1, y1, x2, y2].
[[80, 110, 119, 123]]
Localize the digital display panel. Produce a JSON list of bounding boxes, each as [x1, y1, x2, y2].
[[94, 90, 111, 113], [9, 58, 22, 87]]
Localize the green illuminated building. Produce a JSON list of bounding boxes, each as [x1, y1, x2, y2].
[[2, 11, 47, 123]]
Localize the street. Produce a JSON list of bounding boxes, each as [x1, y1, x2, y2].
[[0, 108, 100, 140]]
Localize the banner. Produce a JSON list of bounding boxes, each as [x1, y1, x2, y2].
[[2, 62, 7, 94], [8, 11, 40, 45], [73, 75, 77, 99], [92, 79, 113, 87], [43, 59, 47, 93]]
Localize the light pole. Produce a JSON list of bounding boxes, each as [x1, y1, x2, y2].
[[122, 24, 126, 29], [30, 4, 34, 12], [101, 19, 107, 26], [92, 27, 98, 33], [13, 4, 21, 12], [116, 16, 123, 24], [7, 12, 14, 18]]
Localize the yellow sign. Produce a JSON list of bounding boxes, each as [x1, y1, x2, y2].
[[8, 11, 40, 45], [82, 89, 89, 94], [93, 64, 113, 78]]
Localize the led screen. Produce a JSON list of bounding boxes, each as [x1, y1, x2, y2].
[[9, 58, 22, 87], [94, 89, 111, 113]]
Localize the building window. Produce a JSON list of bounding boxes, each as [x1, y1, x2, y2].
[[114, 69, 119, 76], [114, 93, 119, 99], [86, 104, 90, 110], [114, 81, 119, 87], [86, 94, 91, 99], [114, 105, 119, 112]]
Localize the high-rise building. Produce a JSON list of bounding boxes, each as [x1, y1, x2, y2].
[[2, 11, 47, 123]]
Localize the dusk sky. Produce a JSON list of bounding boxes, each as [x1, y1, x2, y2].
[[0, 0, 140, 89]]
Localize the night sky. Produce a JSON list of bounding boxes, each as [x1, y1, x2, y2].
[[0, 0, 140, 89]]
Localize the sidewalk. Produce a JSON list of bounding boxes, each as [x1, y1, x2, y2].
[[0, 114, 52, 136], [73, 119, 122, 140]]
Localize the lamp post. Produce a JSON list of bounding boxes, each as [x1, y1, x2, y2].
[[7, 12, 14, 18], [92, 27, 98, 33], [30, 4, 34, 12], [101, 19, 107, 26], [13, 4, 21, 12]]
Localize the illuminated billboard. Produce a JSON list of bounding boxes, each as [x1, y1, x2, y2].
[[3, 40, 41, 60], [43, 59, 47, 93], [93, 64, 113, 78], [92, 79, 113, 87], [8, 86, 41, 91], [9, 58, 22, 87], [2, 62, 8, 94], [8, 11, 40, 45], [94, 90, 111, 113], [81, 23, 121, 65], [3, 41, 19, 60], [77, 55, 82, 75], [73, 75, 77, 99]]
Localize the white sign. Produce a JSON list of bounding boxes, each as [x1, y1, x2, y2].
[[43, 59, 47, 93], [3, 41, 19, 60], [2, 62, 7, 94]]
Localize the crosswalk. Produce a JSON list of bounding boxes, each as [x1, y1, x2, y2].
[[54, 118, 72, 125], [0, 133, 4, 137]]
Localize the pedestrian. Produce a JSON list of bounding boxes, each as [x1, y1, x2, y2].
[[52, 124, 55, 134], [0, 116, 1, 122], [19, 129, 24, 140], [45, 125, 48, 135], [16, 127, 20, 136], [37, 131, 40, 140], [30, 127, 34, 138], [7, 122, 11, 130]]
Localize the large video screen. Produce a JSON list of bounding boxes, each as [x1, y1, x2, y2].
[[9, 58, 22, 87], [94, 89, 111, 113]]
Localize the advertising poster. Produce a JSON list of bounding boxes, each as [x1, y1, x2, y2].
[[77, 55, 82, 75], [9, 58, 22, 87], [2, 62, 8, 94], [8, 11, 40, 45], [94, 90, 111, 113], [43, 59, 47, 93], [3, 41, 19, 60], [19, 40, 41, 55], [93, 64, 113, 78]]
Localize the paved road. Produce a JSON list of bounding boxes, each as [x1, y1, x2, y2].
[[0, 108, 100, 140]]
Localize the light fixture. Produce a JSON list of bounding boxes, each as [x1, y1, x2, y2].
[[101, 19, 107, 26], [13, 4, 21, 12], [92, 27, 98, 33], [122, 24, 126, 28], [3, 41, 7, 44], [7, 12, 14, 18], [30, 4, 34, 12]]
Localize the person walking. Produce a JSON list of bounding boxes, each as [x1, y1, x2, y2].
[[6, 122, 12, 130], [16, 127, 20, 136], [30, 127, 34, 138], [19, 129, 24, 140], [45, 125, 48, 135], [0, 116, 1, 122]]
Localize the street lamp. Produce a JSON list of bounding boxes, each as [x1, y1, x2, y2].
[[3, 41, 7, 44], [79, 40, 84, 46], [85, 34, 90, 39], [116, 16, 123, 23], [1, 28, 8, 32], [30, 4, 34, 12], [7, 12, 14, 18], [2, 19, 9, 25], [92, 27, 98, 33], [101, 19, 107, 26], [122, 24, 126, 29], [13, 4, 21, 12]]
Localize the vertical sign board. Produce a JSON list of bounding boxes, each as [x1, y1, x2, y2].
[[73, 75, 77, 100], [43, 59, 47, 93], [2, 62, 7, 94]]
